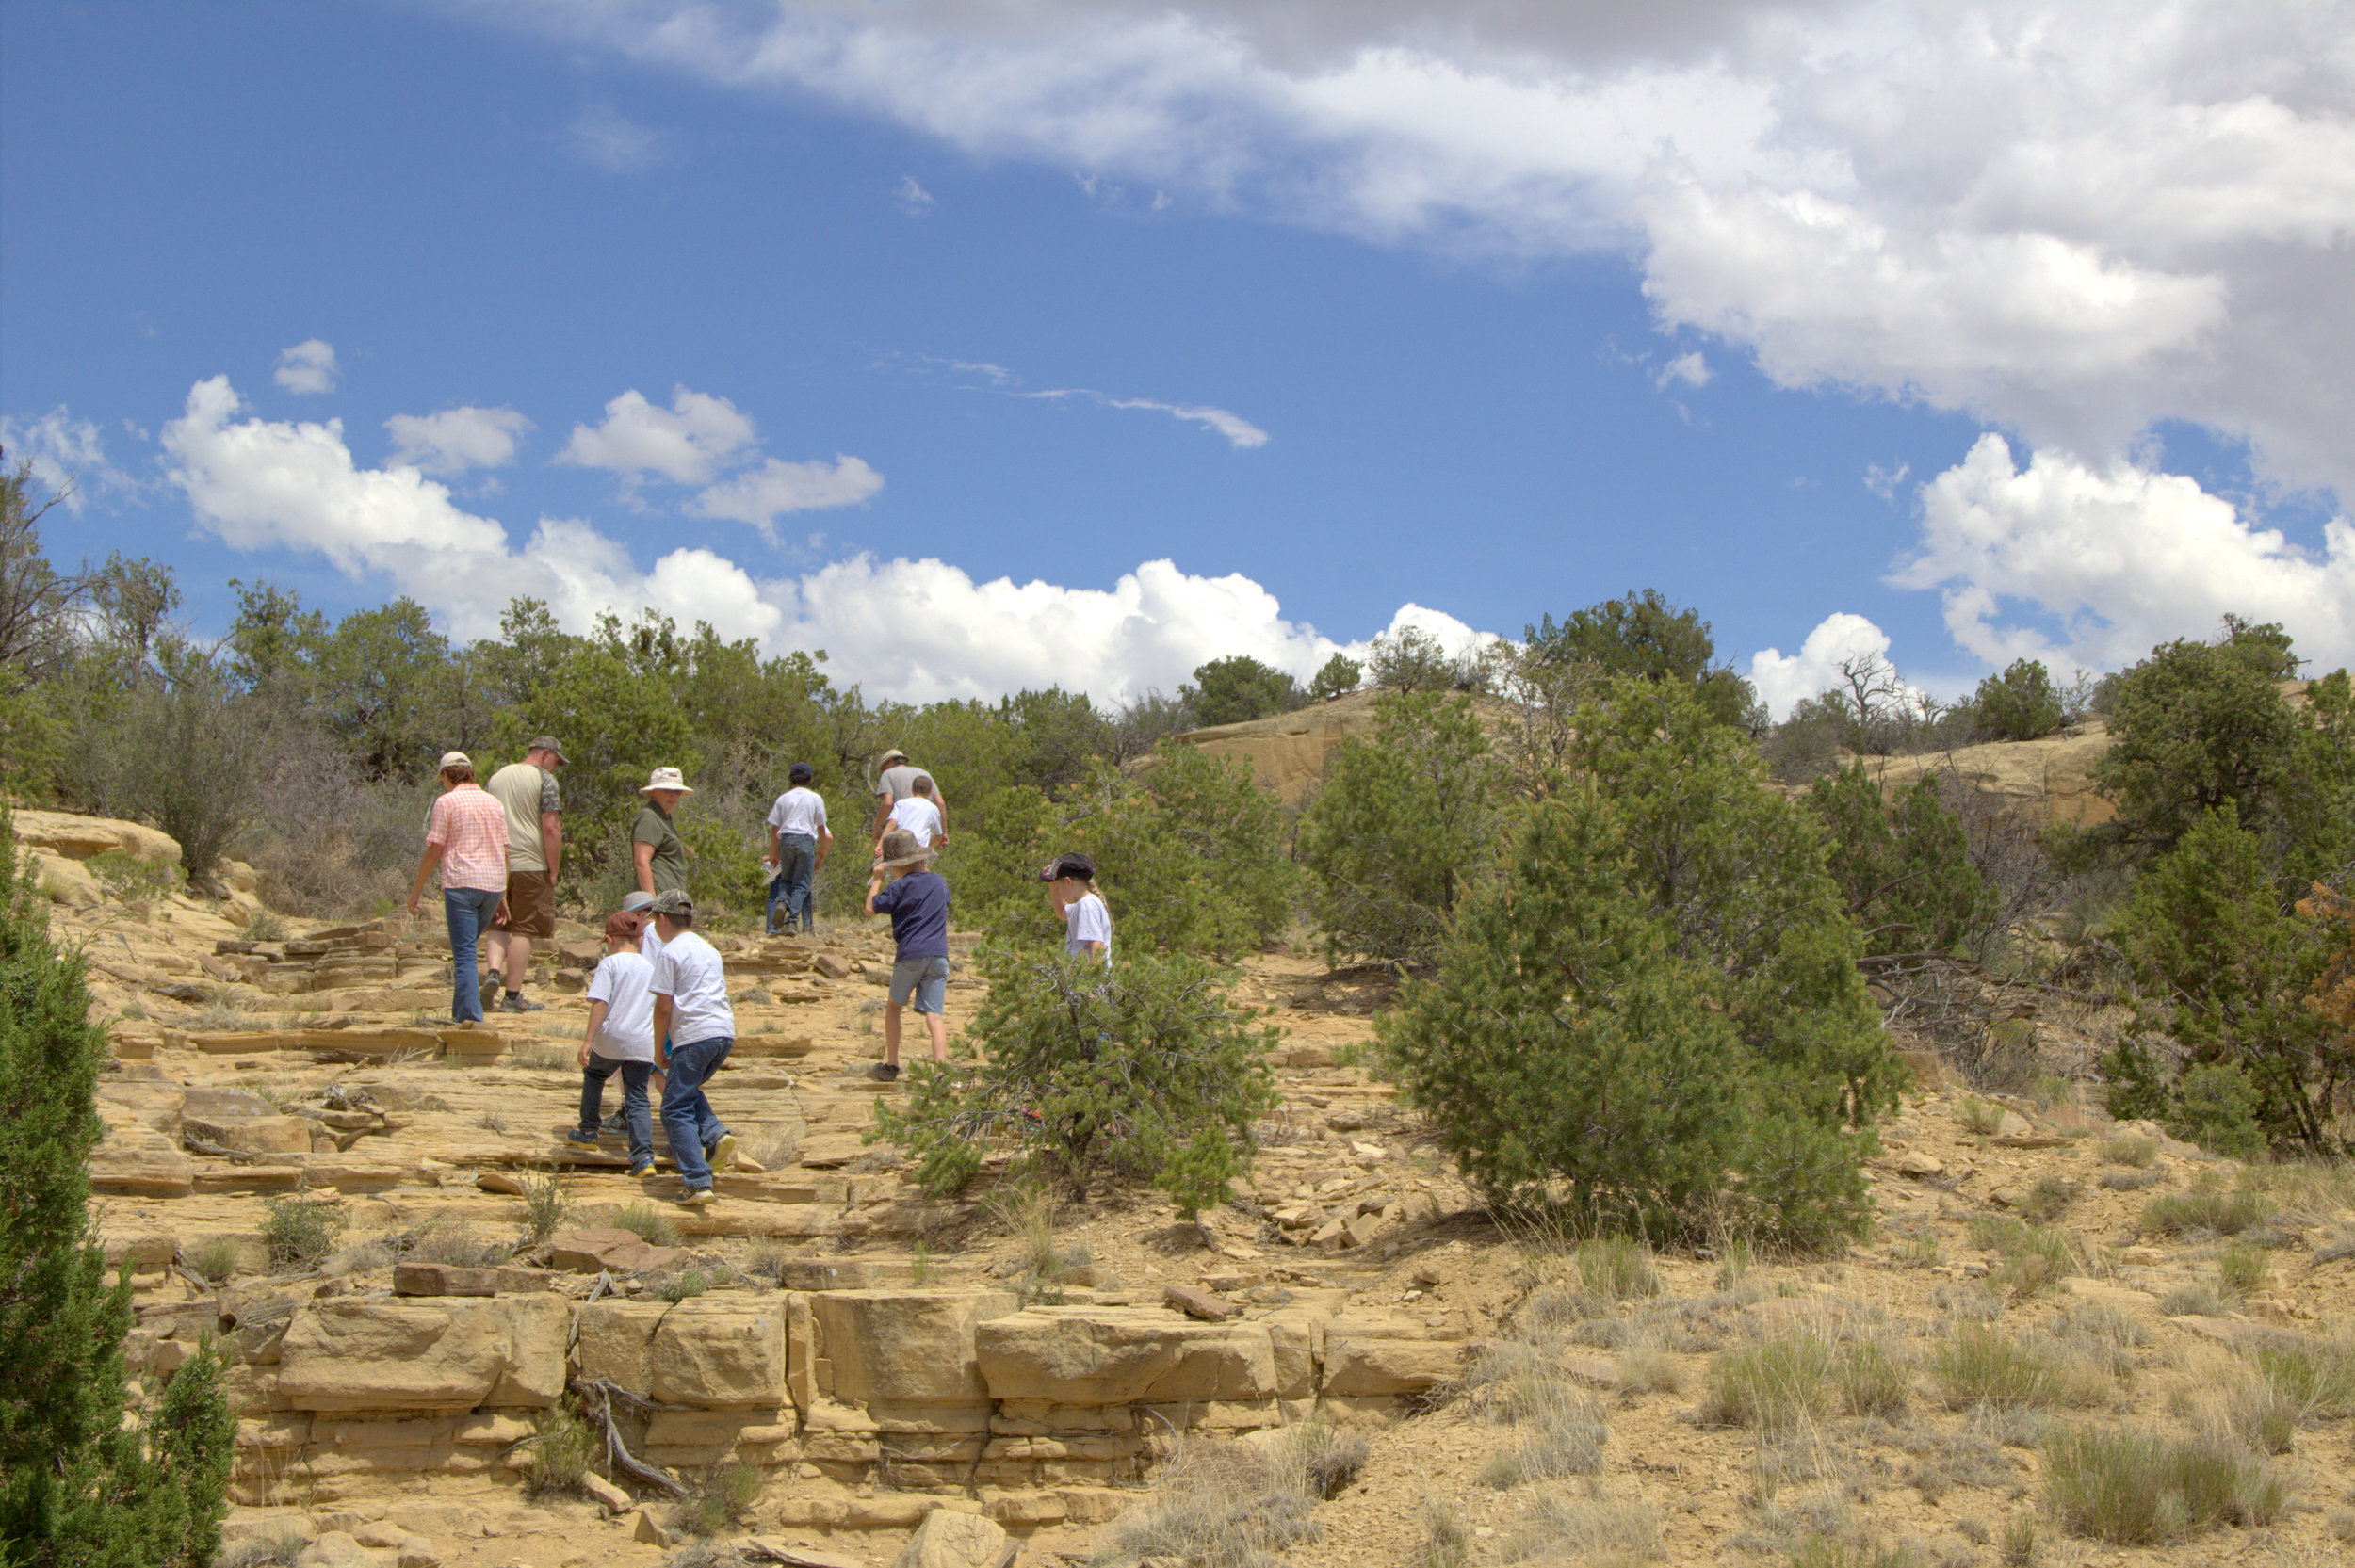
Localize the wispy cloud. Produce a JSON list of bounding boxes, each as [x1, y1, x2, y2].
[[565, 105, 668, 174], [1653, 351, 1711, 390], [905, 354, 1268, 448], [1863, 461, 1910, 501], [273, 339, 338, 395], [1100, 395, 1270, 448], [897, 173, 934, 213], [0, 406, 141, 511]]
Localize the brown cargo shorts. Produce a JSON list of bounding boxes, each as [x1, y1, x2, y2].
[[495, 869, 557, 939]]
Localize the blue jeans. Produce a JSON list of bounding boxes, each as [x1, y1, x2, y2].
[[769, 834, 817, 933], [661, 1036, 733, 1191], [443, 886, 504, 1023], [578, 1056, 654, 1166]]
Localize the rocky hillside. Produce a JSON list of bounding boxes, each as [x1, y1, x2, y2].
[[23, 809, 2355, 1568]]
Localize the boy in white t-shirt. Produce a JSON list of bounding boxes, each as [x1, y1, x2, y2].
[[647, 890, 739, 1205], [880, 774, 945, 855], [1042, 851, 1112, 963], [567, 911, 658, 1175]]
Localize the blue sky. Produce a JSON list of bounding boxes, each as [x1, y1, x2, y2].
[[5, 1, 2349, 708]]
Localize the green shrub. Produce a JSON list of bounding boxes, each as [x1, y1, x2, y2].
[[260, 1196, 348, 1269], [1298, 688, 1511, 967], [1704, 1335, 1840, 1432], [187, 1237, 241, 1285], [1805, 765, 1994, 958], [874, 946, 1279, 1217], [2216, 1240, 2269, 1295], [1973, 659, 2064, 742], [1382, 749, 1889, 1247], [520, 1402, 598, 1497], [2041, 1425, 2281, 1543], [672, 1461, 760, 1537], [2168, 1062, 2267, 1158], [242, 910, 288, 942], [0, 809, 234, 1562], [519, 1165, 568, 1242]]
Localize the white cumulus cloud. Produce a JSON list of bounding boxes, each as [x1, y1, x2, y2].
[[558, 385, 760, 485], [273, 339, 339, 395], [693, 455, 885, 540], [518, 2, 2355, 499], [159, 376, 1460, 703], [1892, 433, 2355, 673], [1748, 610, 1915, 720], [384, 406, 533, 476]]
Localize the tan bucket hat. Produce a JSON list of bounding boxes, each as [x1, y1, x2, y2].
[[639, 767, 693, 795], [876, 830, 934, 870]]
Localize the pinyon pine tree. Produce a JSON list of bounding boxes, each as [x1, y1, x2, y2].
[[1383, 677, 1897, 1247], [0, 812, 233, 1565]]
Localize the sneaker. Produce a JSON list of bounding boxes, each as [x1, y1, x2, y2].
[[563, 1129, 601, 1150], [485, 967, 501, 992], [627, 1159, 656, 1178], [869, 1062, 900, 1083], [707, 1133, 738, 1172], [499, 994, 545, 1013], [677, 1188, 716, 1207]]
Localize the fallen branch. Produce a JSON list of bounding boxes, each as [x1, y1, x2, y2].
[[569, 1377, 690, 1498]]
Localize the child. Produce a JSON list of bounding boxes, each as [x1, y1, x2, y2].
[[1042, 851, 1112, 963], [646, 889, 738, 1205], [567, 911, 658, 1177], [881, 774, 945, 853], [865, 829, 951, 1081]]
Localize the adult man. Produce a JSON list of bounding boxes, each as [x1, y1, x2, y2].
[[868, 748, 948, 847], [765, 762, 832, 936], [633, 767, 692, 898], [404, 752, 507, 1024], [484, 736, 566, 1013], [645, 890, 737, 1205]]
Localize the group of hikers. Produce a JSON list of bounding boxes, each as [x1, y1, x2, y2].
[[406, 738, 1110, 1205]]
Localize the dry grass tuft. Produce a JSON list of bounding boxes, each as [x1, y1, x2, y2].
[[1094, 1430, 1335, 1567], [1931, 1324, 2106, 1411], [1506, 1490, 1666, 1563], [2041, 1425, 2282, 1544], [611, 1200, 681, 1248], [2095, 1134, 2155, 1167], [2139, 1188, 2275, 1238], [1703, 1333, 1908, 1431]]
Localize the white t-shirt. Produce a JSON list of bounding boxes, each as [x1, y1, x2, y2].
[[1064, 891, 1113, 957], [767, 786, 828, 840], [585, 950, 657, 1063], [651, 929, 735, 1046], [640, 925, 665, 972], [887, 796, 944, 845]]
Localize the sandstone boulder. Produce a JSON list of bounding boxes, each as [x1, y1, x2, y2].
[[806, 1289, 1019, 1412], [13, 809, 183, 865], [1321, 1313, 1465, 1397], [890, 1509, 1008, 1568], [544, 1226, 682, 1274], [975, 1308, 1275, 1406], [278, 1297, 566, 1412], [652, 1300, 788, 1407]]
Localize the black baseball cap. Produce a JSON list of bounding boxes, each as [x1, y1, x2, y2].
[[1040, 852, 1097, 882]]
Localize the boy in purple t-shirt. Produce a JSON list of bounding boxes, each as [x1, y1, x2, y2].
[[865, 829, 950, 1082]]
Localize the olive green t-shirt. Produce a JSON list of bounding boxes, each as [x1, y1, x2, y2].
[[633, 802, 688, 894]]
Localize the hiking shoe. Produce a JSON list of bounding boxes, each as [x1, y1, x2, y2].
[[707, 1133, 738, 1172], [869, 1062, 900, 1083], [563, 1129, 601, 1150], [677, 1188, 716, 1207], [485, 967, 501, 992], [627, 1159, 656, 1178], [498, 994, 545, 1013]]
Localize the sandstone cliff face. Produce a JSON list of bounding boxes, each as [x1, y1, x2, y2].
[[1172, 688, 1387, 805], [1843, 720, 2118, 828]]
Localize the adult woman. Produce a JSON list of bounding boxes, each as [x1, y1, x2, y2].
[[406, 752, 509, 1024]]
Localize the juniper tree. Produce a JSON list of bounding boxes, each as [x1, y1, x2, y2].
[[0, 812, 233, 1564]]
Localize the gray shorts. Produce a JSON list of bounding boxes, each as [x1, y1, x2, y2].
[[889, 955, 950, 1013]]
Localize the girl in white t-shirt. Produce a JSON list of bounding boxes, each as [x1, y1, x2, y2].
[[568, 912, 658, 1175], [1042, 851, 1113, 964]]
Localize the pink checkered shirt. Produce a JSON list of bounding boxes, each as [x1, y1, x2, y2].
[[427, 784, 509, 892]]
